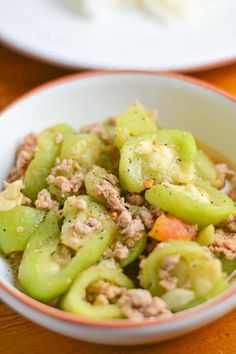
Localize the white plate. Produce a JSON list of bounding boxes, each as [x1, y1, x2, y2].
[[0, 0, 236, 71], [1, 71, 236, 345]]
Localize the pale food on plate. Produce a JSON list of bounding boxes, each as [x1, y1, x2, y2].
[[68, 0, 220, 22]]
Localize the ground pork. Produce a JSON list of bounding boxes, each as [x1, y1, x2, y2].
[[209, 215, 236, 260], [93, 294, 110, 305], [104, 173, 119, 185], [215, 163, 236, 200], [87, 281, 171, 320], [103, 241, 129, 261], [227, 214, 236, 233], [117, 209, 132, 227], [51, 158, 74, 174], [123, 218, 145, 248], [117, 289, 172, 320], [35, 189, 59, 210], [47, 160, 84, 198], [149, 205, 163, 218], [139, 206, 156, 229], [126, 193, 145, 206], [88, 280, 124, 304], [117, 204, 160, 249], [72, 217, 102, 236], [113, 241, 129, 260], [209, 229, 236, 260], [159, 255, 180, 292], [8, 132, 38, 182], [34, 189, 59, 210], [97, 175, 125, 213], [21, 195, 32, 206], [74, 199, 88, 211], [118, 209, 144, 248]]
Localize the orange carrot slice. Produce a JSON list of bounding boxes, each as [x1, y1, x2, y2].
[[149, 214, 197, 241]]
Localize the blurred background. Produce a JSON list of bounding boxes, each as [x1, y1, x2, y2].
[[1, 0, 236, 110]]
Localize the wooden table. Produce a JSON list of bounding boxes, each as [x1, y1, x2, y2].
[[1, 44, 236, 354]]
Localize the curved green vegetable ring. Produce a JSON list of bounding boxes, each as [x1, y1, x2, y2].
[[85, 166, 111, 204], [61, 195, 116, 252], [60, 133, 105, 170], [18, 196, 116, 302], [115, 102, 157, 149], [61, 262, 134, 319], [140, 240, 228, 310], [197, 224, 215, 246], [24, 124, 74, 200], [119, 130, 197, 193], [0, 206, 44, 254], [145, 180, 235, 228]]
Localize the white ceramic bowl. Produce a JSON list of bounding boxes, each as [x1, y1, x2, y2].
[[1, 71, 236, 346]]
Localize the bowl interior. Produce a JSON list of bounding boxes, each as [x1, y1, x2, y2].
[[0, 72, 236, 288]]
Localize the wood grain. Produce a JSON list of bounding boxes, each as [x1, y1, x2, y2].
[[1, 44, 236, 354]]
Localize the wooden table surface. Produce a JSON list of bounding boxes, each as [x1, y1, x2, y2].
[[1, 44, 236, 354]]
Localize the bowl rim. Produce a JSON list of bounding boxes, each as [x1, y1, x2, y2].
[[0, 69, 236, 330]]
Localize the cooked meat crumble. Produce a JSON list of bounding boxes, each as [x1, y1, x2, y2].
[[35, 189, 59, 210], [103, 241, 129, 261], [87, 281, 172, 320], [71, 217, 102, 236], [210, 215, 236, 260], [8, 132, 38, 182], [96, 174, 125, 213], [118, 289, 172, 320], [47, 159, 85, 198], [159, 255, 180, 291]]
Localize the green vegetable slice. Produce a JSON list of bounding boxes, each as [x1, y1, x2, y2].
[[100, 145, 120, 174], [145, 181, 235, 228], [140, 240, 228, 311], [18, 196, 116, 302], [23, 124, 74, 200], [197, 225, 215, 246], [60, 133, 105, 170], [115, 102, 157, 149], [119, 130, 197, 193], [85, 166, 111, 204], [218, 256, 236, 275], [61, 262, 134, 319], [120, 235, 147, 268], [0, 206, 44, 254]]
